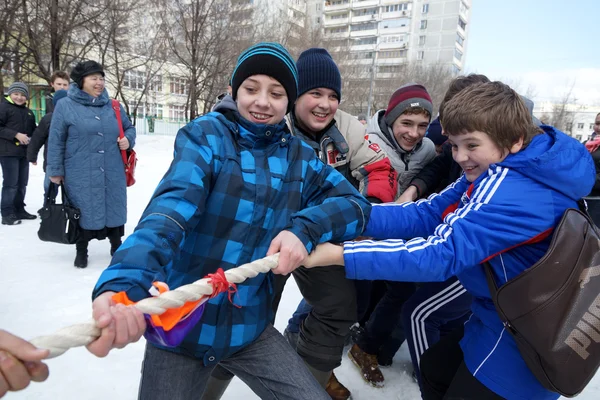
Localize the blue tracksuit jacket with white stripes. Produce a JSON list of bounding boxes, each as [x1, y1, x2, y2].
[[92, 109, 370, 365], [343, 127, 594, 399]]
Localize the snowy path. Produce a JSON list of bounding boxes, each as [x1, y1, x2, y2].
[[1, 135, 598, 399]]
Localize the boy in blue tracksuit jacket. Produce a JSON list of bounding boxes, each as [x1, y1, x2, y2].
[[302, 81, 595, 399], [86, 43, 371, 400]]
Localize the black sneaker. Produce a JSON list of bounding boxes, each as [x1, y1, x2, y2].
[[1, 214, 22, 225], [16, 210, 37, 220]]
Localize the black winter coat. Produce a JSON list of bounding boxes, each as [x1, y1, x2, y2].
[[27, 112, 52, 171], [0, 98, 37, 157], [409, 143, 463, 198]]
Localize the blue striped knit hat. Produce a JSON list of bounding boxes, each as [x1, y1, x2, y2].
[[231, 42, 298, 113]]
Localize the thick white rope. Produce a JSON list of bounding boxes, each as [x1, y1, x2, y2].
[[30, 253, 280, 359]]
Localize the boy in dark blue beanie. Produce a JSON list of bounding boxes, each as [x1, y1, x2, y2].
[[274, 47, 398, 400], [87, 42, 370, 400]]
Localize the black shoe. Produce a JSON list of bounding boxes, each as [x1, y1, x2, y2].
[[16, 210, 37, 220], [74, 241, 89, 268], [74, 252, 88, 268], [110, 240, 122, 256], [1, 214, 22, 225]]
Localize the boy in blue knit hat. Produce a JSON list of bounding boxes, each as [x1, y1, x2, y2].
[[86, 43, 371, 400], [270, 47, 397, 399]]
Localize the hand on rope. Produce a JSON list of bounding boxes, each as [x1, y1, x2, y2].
[[28, 253, 280, 359]]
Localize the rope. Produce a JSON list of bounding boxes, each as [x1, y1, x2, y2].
[[30, 253, 280, 359]]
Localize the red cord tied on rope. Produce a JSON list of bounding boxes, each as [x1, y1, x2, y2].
[[207, 268, 241, 308]]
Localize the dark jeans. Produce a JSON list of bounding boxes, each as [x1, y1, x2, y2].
[[138, 325, 329, 400], [286, 280, 386, 334], [272, 265, 357, 372], [0, 156, 29, 217], [357, 281, 417, 355], [420, 325, 504, 400]]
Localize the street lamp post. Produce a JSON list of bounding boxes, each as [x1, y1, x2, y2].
[[366, 45, 378, 118]]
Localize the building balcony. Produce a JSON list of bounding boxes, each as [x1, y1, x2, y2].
[[350, 43, 377, 52], [350, 29, 378, 37], [324, 2, 351, 12], [380, 10, 410, 19], [324, 17, 350, 26], [379, 41, 407, 50], [381, 0, 405, 4], [324, 31, 350, 38], [351, 14, 378, 23], [351, 0, 379, 9]]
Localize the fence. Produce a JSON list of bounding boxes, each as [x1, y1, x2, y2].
[[132, 116, 188, 136]]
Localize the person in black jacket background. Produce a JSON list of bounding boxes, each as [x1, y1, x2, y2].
[[27, 89, 68, 194], [0, 82, 37, 225]]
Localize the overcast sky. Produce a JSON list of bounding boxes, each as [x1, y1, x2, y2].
[[464, 0, 599, 105]]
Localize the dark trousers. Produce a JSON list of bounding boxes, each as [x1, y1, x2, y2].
[[272, 265, 357, 372], [357, 280, 417, 355], [420, 325, 504, 400], [402, 278, 472, 385], [0, 156, 29, 217]]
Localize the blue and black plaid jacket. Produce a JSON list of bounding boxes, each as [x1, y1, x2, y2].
[[92, 109, 371, 365]]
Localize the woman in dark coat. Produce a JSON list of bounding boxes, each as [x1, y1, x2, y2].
[[47, 61, 136, 268]]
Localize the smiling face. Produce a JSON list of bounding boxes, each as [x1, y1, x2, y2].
[[448, 130, 523, 182], [391, 111, 430, 151], [294, 88, 340, 134], [594, 114, 600, 135], [82, 73, 105, 98], [236, 75, 288, 125], [9, 92, 27, 106]]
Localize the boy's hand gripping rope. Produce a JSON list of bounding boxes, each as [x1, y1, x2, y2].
[[29, 254, 280, 359]]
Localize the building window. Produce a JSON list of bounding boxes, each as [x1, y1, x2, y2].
[[350, 23, 377, 31], [422, 4, 429, 13], [454, 48, 463, 61], [326, 27, 347, 34], [350, 51, 375, 59], [566, 122, 573, 132], [419, 35, 426, 45], [383, 3, 408, 13], [380, 18, 409, 29], [458, 17, 467, 30], [576, 134, 582, 141], [354, 37, 378, 45], [456, 33, 465, 46], [378, 65, 402, 74], [169, 105, 186, 120], [170, 77, 188, 95], [316, 17, 321, 24], [123, 70, 145, 90], [591, 123, 595, 130], [578, 123, 585, 129], [149, 75, 162, 92], [330, 13, 348, 19], [452, 64, 460, 75], [380, 35, 404, 43], [379, 50, 407, 58], [417, 51, 424, 60], [353, 8, 377, 17], [420, 20, 427, 29]]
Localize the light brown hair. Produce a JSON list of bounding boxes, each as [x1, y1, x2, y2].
[[439, 74, 490, 125], [442, 81, 542, 150], [50, 71, 69, 83], [401, 106, 431, 119]]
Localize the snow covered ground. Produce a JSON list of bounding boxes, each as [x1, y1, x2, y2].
[[1, 134, 599, 400]]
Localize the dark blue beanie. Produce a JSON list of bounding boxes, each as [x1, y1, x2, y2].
[[230, 42, 298, 113], [53, 89, 68, 106], [426, 117, 446, 146], [296, 48, 342, 101]]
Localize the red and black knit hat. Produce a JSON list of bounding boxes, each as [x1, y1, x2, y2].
[[384, 83, 433, 126]]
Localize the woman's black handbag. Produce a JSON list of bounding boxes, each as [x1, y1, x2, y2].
[[38, 183, 81, 244]]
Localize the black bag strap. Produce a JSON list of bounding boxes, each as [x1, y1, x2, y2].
[[43, 183, 59, 207], [483, 261, 499, 300]]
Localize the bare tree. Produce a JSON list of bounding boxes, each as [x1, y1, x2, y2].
[[11, 0, 108, 83], [550, 82, 578, 134]]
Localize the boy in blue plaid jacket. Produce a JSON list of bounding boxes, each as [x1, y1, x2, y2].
[[86, 43, 371, 399]]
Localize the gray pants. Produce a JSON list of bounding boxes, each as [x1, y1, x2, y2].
[[138, 324, 329, 400]]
